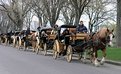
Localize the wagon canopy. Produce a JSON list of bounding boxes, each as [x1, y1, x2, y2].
[[60, 25, 77, 28]]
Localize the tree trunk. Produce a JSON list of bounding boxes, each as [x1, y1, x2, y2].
[[39, 17, 42, 27], [116, 0, 121, 47], [50, 20, 56, 27], [17, 20, 23, 31], [74, 10, 81, 26]]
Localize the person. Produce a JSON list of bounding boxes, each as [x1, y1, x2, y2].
[[37, 26, 41, 32], [9, 30, 13, 36], [76, 21, 88, 33], [60, 28, 70, 56], [51, 24, 58, 34], [26, 27, 30, 36]]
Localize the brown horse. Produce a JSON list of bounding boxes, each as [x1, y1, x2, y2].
[[91, 27, 114, 66]]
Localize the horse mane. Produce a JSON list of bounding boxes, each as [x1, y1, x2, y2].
[[97, 27, 108, 39]]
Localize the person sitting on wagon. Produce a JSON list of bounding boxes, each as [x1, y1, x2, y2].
[[37, 26, 41, 32], [51, 24, 58, 34], [60, 29, 70, 56], [26, 27, 30, 36], [76, 21, 88, 33], [60, 28, 70, 41]]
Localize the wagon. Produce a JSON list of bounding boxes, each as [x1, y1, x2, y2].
[[36, 28, 56, 55], [53, 25, 88, 62]]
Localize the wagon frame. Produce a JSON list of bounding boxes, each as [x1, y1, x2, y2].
[[53, 25, 88, 62]]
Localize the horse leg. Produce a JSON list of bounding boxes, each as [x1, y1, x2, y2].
[[78, 52, 83, 60], [18, 38, 22, 49], [83, 50, 87, 63], [90, 48, 94, 63], [100, 49, 106, 65], [32, 41, 36, 52], [5, 38, 7, 45], [35, 41, 39, 54], [13, 38, 16, 47], [93, 49, 99, 66]]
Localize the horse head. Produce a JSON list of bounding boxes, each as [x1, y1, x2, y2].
[[106, 28, 115, 43]]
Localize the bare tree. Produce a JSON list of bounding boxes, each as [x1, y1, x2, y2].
[[24, 10, 35, 28], [0, 10, 15, 33], [61, 1, 75, 25], [0, 0, 33, 30], [32, 0, 48, 27], [85, 0, 116, 32], [70, 0, 90, 25], [41, 0, 66, 27]]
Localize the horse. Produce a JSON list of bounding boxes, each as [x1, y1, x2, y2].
[[12, 31, 21, 48], [17, 30, 26, 49], [91, 27, 114, 66], [0, 33, 6, 44], [4, 32, 14, 46], [23, 31, 37, 52]]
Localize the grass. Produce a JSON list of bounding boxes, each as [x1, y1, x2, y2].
[[98, 47, 121, 62]]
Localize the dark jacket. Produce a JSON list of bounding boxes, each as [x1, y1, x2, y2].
[[37, 27, 41, 32], [76, 24, 87, 33], [26, 28, 30, 35]]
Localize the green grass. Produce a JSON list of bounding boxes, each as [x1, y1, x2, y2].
[[98, 47, 121, 62]]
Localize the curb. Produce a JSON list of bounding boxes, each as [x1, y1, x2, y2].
[[105, 60, 121, 66]]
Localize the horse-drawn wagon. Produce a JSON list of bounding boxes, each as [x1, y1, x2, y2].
[[36, 28, 56, 55], [53, 25, 89, 62]]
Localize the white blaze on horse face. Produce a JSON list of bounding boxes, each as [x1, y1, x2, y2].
[[109, 34, 114, 47]]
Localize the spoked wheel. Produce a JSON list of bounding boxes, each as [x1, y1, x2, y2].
[[66, 45, 73, 63], [43, 43, 47, 56], [53, 42, 58, 59]]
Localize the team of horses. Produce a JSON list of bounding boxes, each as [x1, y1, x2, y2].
[[0, 27, 114, 67]]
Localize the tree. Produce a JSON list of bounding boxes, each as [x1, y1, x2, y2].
[[24, 10, 35, 28], [0, 9, 15, 33], [33, 0, 48, 27], [0, 0, 33, 30], [61, 1, 75, 25], [70, 0, 90, 25], [85, 0, 116, 32], [116, 0, 121, 47], [42, 0, 66, 27]]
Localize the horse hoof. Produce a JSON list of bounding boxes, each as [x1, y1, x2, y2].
[[100, 62, 104, 65], [93, 61, 100, 67], [95, 63, 100, 67]]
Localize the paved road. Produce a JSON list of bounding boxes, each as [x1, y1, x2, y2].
[[0, 45, 121, 74]]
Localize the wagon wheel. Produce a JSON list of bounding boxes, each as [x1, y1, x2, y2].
[[66, 45, 73, 63], [53, 41, 58, 59], [43, 43, 47, 56]]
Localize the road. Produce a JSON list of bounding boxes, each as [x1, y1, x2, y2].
[[0, 45, 121, 74]]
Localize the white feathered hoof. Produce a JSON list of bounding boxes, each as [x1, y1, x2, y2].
[[100, 57, 105, 65], [100, 62, 104, 65], [100, 60, 105, 65], [82, 59, 87, 64], [94, 59, 100, 67]]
